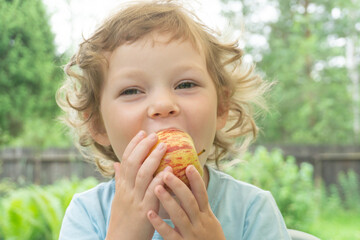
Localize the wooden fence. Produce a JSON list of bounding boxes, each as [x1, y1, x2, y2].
[[0, 148, 108, 185], [1, 145, 360, 186], [255, 144, 360, 187]]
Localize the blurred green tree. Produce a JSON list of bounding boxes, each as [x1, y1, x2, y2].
[[0, 0, 63, 145], [221, 0, 359, 144]]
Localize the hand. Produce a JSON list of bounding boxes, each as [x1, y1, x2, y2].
[[147, 165, 226, 240], [106, 131, 170, 240]]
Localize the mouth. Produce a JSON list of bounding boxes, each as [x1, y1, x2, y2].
[[154, 127, 182, 133]]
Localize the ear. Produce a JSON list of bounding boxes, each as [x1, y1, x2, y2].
[[216, 89, 230, 130], [216, 105, 229, 130], [90, 128, 111, 146], [85, 112, 111, 146]]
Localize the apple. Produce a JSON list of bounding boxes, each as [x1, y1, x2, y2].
[[153, 129, 204, 188]]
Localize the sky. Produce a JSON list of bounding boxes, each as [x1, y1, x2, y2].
[[42, 0, 228, 54]]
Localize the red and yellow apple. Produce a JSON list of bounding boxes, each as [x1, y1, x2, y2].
[[153, 129, 204, 188]]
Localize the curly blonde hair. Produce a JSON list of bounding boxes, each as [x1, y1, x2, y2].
[[56, 0, 271, 178]]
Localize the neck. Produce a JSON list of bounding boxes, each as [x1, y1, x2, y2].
[[158, 165, 209, 219]]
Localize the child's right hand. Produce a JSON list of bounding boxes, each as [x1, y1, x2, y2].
[[105, 131, 169, 240]]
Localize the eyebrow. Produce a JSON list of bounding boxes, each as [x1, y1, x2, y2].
[[114, 68, 147, 79], [112, 64, 207, 81], [171, 64, 207, 76], [108, 68, 147, 84]]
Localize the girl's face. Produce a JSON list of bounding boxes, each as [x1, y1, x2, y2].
[[93, 33, 227, 166]]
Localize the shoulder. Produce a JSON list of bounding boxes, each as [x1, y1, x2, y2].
[[59, 179, 115, 239], [207, 165, 278, 210], [206, 166, 290, 240], [64, 179, 115, 221], [207, 166, 268, 202], [207, 165, 275, 219], [71, 179, 115, 206]]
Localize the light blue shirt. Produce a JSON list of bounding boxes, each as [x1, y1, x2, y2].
[[59, 166, 291, 240]]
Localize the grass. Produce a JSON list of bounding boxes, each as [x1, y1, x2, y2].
[[308, 210, 360, 240]]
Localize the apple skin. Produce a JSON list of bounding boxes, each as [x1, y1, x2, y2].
[[153, 129, 203, 188]]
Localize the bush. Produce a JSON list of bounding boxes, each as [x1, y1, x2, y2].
[[224, 146, 317, 231], [8, 118, 72, 148], [320, 170, 360, 214], [0, 178, 98, 240], [338, 170, 360, 211], [0, 162, 15, 198]]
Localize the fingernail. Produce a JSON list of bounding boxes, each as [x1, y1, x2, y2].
[[164, 173, 172, 182], [137, 130, 145, 138], [188, 165, 195, 173], [164, 166, 172, 172], [148, 210, 156, 219], [157, 185, 165, 194], [156, 142, 165, 151], [149, 133, 157, 140]]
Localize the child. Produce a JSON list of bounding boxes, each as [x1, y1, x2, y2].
[[57, 1, 291, 239]]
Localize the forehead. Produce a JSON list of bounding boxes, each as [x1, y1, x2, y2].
[[135, 31, 203, 54], [105, 31, 206, 64], [103, 32, 212, 86]]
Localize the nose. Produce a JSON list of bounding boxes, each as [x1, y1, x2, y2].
[[147, 90, 180, 118]]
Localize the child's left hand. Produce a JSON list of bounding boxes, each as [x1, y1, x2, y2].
[[147, 165, 226, 240]]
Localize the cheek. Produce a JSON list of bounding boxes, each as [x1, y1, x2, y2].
[[190, 101, 218, 154], [101, 107, 139, 159]]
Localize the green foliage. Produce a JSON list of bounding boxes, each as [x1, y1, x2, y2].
[[338, 170, 360, 211], [320, 170, 360, 213], [0, 0, 64, 146], [0, 163, 16, 199], [8, 118, 72, 148], [309, 209, 360, 240], [0, 187, 62, 240], [221, 0, 360, 144], [224, 147, 360, 237], [0, 179, 16, 198], [0, 178, 98, 240], [225, 146, 317, 230], [312, 174, 360, 239], [319, 184, 342, 215]]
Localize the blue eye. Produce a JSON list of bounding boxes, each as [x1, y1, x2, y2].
[[176, 81, 196, 89], [120, 88, 141, 96]]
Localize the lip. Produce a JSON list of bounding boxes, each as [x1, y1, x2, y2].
[[155, 127, 182, 133]]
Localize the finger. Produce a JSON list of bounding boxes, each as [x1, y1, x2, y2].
[[123, 133, 158, 186], [113, 162, 121, 183], [154, 185, 192, 233], [114, 162, 128, 193], [163, 172, 200, 222], [147, 210, 182, 240], [143, 166, 173, 204], [121, 130, 146, 162], [187, 165, 209, 212], [134, 142, 167, 196]]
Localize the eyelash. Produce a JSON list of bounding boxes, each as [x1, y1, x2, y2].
[[120, 88, 142, 96], [175, 81, 197, 89], [119, 81, 197, 96]]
